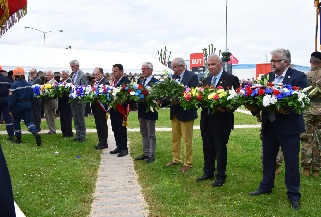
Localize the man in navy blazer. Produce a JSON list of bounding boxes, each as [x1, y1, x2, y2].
[[134, 62, 159, 163], [92, 67, 110, 150], [248, 48, 308, 210], [166, 57, 199, 173], [109, 64, 131, 157], [196, 53, 240, 187]]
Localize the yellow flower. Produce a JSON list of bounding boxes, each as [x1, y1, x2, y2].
[[217, 89, 224, 94], [208, 93, 215, 99], [44, 84, 53, 89]]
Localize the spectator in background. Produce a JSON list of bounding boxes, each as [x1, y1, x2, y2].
[[70, 60, 88, 142], [0, 65, 14, 141], [58, 70, 74, 138], [29, 68, 43, 132], [44, 70, 58, 134]]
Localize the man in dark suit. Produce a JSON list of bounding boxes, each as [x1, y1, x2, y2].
[[134, 62, 158, 163], [166, 57, 199, 172], [92, 67, 110, 150], [70, 60, 88, 142], [29, 68, 42, 132], [58, 70, 73, 138], [109, 64, 130, 157], [196, 53, 240, 187], [248, 48, 308, 210], [0, 145, 16, 217]]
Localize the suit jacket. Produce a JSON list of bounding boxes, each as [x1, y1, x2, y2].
[[58, 78, 72, 110], [72, 70, 88, 86], [110, 76, 131, 112], [200, 71, 240, 133], [261, 67, 308, 135], [170, 70, 199, 121], [138, 76, 158, 120]]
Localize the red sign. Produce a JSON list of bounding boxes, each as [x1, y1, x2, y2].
[[190, 53, 204, 69], [228, 54, 239, 64]]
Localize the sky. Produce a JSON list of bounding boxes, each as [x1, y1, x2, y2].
[[0, 0, 317, 67]]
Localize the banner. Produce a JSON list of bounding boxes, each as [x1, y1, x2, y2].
[[0, 0, 27, 36]]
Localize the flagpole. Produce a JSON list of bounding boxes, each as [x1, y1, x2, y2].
[[316, 1, 319, 51]]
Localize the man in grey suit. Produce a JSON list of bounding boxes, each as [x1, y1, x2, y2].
[[70, 60, 88, 142]]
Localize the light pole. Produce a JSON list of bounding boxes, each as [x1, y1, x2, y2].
[[25, 26, 63, 46]]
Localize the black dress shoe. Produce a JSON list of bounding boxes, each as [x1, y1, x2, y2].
[[211, 179, 225, 187], [135, 154, 148, 160], [96, 145, 108, 150], [196, 174, 214, 182], [289, 200, 300, 210], [117, 149, 128, 157], [110, 148, 121, 154], [73, 137, 80, 142], [146, 156, 155, 163], [249, 189, 272, 196]]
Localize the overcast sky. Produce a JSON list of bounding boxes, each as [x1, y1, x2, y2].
[[0, 0, 316, 67]]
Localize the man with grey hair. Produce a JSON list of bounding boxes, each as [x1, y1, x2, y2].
[[29, 68, 43, 132], [166, 57, 199, 172], [44, 70, 58, 134], [248, 48, 308, 210], [70, 60, 88, 142], [134, 62, 159, 163], [58, 70, 73, 138]]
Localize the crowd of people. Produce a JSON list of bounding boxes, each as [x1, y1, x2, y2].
[[1, 48, 321, 212]]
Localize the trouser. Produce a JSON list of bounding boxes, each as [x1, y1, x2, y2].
[[0, 98, 14, 137], [171, 116, 194, 166], [300, 114, 321, 171], [110, 108, 127, 150], [92, 104, 108, 146], [13, 102, 38, 137], [260, 121, 301, 201], [139, 118, 156, 157], [44, 99, 57, 133], [31, 98, 42, 131], [70, 101, 86, 140]]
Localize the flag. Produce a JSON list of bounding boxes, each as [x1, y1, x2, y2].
[[0, 0, 27, 36], [228, 54, 239, 64]]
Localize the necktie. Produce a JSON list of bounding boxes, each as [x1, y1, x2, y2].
[[177, 75, 181, 82], [211, 76, 217, 87], [143, 78, 147, 86]]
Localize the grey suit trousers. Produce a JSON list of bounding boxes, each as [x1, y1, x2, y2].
[[139, 118, 156, 157], [44, 98, 57, 133], [70, 100, 86, 139]]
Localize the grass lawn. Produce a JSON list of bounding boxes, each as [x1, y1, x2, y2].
[[128, 129, 321, 217], [0, 133, 101, 217]]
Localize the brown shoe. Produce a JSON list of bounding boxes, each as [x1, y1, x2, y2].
[[166, 161, 180, 166], [180, 165, 191, 173], [312, 171, 320, 177], [301, 168, 310, 177]]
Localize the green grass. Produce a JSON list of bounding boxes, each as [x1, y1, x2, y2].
[[0, 133, 101, 217], [128, 129, 321, 217]]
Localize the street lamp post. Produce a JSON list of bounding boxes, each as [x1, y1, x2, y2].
[[25, 26, 63, 46]]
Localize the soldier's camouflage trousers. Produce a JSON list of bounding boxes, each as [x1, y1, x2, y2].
[[300, 114, 321, 171]]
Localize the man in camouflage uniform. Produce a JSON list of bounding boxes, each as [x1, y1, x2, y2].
[[300, 51, 321, 177]]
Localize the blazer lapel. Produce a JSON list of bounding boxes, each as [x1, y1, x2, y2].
[[282, 68, 292, 84]]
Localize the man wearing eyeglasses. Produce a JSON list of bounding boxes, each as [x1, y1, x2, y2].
[[29, 68, 42, 132], [300, 51, 321, 178], [247, 48, 308, 210], [166, 57, 199, 173]]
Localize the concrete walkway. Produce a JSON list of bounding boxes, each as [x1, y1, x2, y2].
[[89, 120, 148, 217]]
